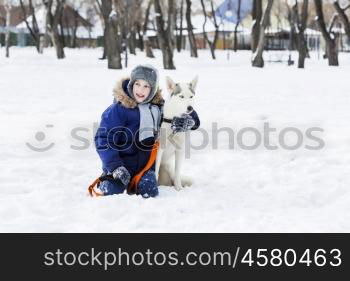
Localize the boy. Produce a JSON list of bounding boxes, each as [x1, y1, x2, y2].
[[94, 65, 200, 198]]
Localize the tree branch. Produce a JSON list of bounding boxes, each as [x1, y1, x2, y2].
[[143, 0, 153, 33], [19, 0, 38, 43], [328, 13, 339, 33], [314, 0, 332, 44], [333, 0, 350, 40], [200, 0, 210, 46]]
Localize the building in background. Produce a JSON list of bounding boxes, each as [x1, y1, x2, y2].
[[0, 3, 95, 48]]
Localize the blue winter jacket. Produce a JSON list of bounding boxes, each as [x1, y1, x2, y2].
[[95, 78, 200, 177]]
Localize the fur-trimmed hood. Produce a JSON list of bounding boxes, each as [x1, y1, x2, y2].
[[113, 77, 164, 109]]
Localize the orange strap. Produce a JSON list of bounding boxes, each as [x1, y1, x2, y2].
[[88, 178, 104, 197], [128, 140, 160, 194], [88, 140, 160, 197]]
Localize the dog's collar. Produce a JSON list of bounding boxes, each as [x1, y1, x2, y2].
[[162, 117, 173, 123]]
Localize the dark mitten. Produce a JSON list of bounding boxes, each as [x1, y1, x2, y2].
[[171, 113, 196, 133], [112, 166, 131, 186]]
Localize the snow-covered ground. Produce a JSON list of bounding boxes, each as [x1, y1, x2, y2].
[[1, 47, 349, 232]]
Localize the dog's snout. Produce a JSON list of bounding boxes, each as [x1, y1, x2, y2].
[[187, 106, 193, 112]]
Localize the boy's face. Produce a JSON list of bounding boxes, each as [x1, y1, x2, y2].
[[133, 79, 151, 103]]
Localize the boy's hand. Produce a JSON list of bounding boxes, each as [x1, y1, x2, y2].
[[171, 113, 195, 134], [112, 166, 131, 186]]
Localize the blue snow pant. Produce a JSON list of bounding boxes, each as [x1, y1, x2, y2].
[[98, 170, 159, 198]]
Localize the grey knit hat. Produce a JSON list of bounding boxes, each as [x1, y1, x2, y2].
[[127, 64, 159, 104]]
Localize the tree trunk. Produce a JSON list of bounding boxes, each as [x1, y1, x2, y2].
[[101, 28, 108, 59], [20, 0, 41, 53], [136, 23, 144, 51], [142, 0, 154, 58], [71, 10, 79, 48], [53, 34, 65, 59], [42, 3, 50, 52], [185, 0, 198, 57], [107, 11, 122, 69], [119, 0, 129, 68], [167, 0, 176, 50], [5, 3, 11, 58], [154, 0, 176, 69], [296, 32, 308, 68], [128, 26, 137, 55], [251, 0, 262, 52], [200, 0, 219, 59], [234, 0, 242, 52], [252, 0, 274, 68], [292, 0, 309, 68], [59, 13, 66, 48], [46, 0, 65, 59], [176, 0, 184, 52], [314, 0, 339, 66], [144, 39, 155, 58], [95, 1, 106, 58], [51, 27, 65, 58], [210, 0, 219, 57], [326, 41, 339, 65], [98, 0, 113, 60], [39, 35, 45, 53]]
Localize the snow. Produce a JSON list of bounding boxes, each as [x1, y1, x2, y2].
[[305, 28, 322, 35], [1, 47, 350, 232]]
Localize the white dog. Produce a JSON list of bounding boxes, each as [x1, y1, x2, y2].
[[155, 76, 198, 190]]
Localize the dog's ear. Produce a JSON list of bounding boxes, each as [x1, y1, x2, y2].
[[190, 76, 199, 92], [165, 76, 176, 93]]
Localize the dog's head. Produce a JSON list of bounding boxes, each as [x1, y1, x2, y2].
[[164, 76, 198, 116]]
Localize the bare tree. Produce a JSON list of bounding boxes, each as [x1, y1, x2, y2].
[[176, 0, 184, 52], [200, 0, 219, 59], [154, 0, 176, 69], [4, 0, 12, 58], [185, 0, 197, 57], [93, 0, 103, 29], [314, 0, 338, 66], [291, 0, 309, 68], [142, 0, 155, 58], [121, 0, 135, 57], [167, 0, 175, 50], [251, 0, 262, 53], [85, 1, 95, 47], [68, 2, 85, 48], [251, 0, 274, 68], [135, 19, 143, 51], [132, 1, 142, 55], [93, 0, 105, 50], [233, 0, 241, 52], [106, 0, 122, 69], [127, 0, 143, 52], [125, 0, 145, 56], [44, 0, 65, 59], [333, 0, 350, 41], [19, 0, 43, 53], [95, 0, 111, 60]]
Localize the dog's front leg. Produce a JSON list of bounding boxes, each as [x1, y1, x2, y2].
[[174, 148, 184, 190], [155, 147, 164, 182]]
